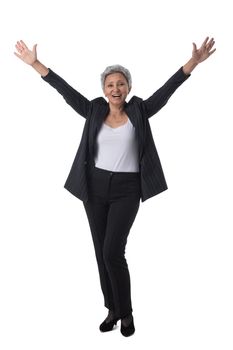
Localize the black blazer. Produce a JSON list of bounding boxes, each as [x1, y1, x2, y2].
[[42, 67, 190, 203]]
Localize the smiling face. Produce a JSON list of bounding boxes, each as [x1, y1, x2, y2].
[[103, 72, 131, 107]]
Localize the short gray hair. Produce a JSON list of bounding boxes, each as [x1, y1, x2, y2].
[[101, 64, 132, 90]]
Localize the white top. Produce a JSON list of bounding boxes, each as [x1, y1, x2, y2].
[[94, 118, 139, 172]]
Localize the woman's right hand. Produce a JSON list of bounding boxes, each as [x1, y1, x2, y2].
[[14, 40, 37, 65]]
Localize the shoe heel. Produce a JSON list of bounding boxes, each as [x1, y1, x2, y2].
[[120, 316, 135, 337]]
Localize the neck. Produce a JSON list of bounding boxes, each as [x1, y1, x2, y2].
[[109, 103, 125, 117]]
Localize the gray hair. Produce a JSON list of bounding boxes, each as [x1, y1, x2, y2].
[[101, 64, 132, 90]]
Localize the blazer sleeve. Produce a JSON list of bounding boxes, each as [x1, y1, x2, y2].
[[143, 67, 190, 118], [42, 69, 91, 119]]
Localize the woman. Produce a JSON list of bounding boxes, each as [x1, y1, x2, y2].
[[14, 37, 216, 337]]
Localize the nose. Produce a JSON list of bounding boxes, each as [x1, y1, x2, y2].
[[113, 85, 120, 91]]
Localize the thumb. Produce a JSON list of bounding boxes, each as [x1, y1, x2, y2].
[[192, 42, 197, 52], [33, 43, 37, 54]]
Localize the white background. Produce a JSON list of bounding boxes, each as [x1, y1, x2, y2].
[[1, 0, 232, 349]]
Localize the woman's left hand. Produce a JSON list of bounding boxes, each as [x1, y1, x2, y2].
[[192, 37, 216, 64]]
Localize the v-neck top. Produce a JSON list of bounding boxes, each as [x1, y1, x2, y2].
[[94, 118, 139, 172]]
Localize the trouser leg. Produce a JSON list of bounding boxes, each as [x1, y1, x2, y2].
[[83, 165, 141, 318], [103, 196, 140, 318], [83, 198, 115, 310]]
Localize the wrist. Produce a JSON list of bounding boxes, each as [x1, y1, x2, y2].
[[31, 59, 49, 77], [183, 57, 199, 75], [31, 59, 39, 68]]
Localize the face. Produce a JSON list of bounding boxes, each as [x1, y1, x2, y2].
[[104, 73, 131, 106]]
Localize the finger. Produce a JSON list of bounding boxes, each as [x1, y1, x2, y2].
[[208, 48, 216, 56], [16, 42, 22, 50], [207, 37, 214, 46], [14, 52, 23, 59], [207, 40, 215, 52], [210, 38, 215, 45], [192, 42, 197, 51], [15, 44, 22, 53], [16, 41, 23, 49], [20, 40, 28, 50], [201, 36, 209, 48], [209, 40, 215, 49], [32, 43, 37, 53]]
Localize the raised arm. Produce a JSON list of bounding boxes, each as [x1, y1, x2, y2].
[[143, 67, 190, 118], [143, 36, 216, 118], [14, 40, 91, 118], [14, 40, 49, 76], [182, 36, 216, 74]]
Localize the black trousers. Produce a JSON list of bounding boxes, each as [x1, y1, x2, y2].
[[83, 165, 141, 319]]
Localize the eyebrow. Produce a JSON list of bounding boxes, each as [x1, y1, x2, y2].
[[106, 80, 126, 84]]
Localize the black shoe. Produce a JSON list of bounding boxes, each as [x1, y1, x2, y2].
[[99, 317, 119, 332], [120, 315, 135, 337]]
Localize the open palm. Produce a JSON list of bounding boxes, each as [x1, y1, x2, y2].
[[192, 37, 216, 64], [14, 40, 37, 65]]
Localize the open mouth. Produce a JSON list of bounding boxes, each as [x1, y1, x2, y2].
[[112, 95, 121, 98]]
